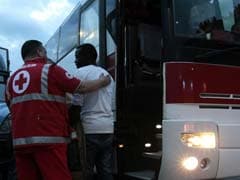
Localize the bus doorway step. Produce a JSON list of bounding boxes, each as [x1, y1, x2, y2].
[[142, 151, 162, 160], [124, 170, 155, 180]]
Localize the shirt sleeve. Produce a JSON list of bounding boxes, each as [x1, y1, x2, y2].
[[50, 65, 81, 93], [71, 68, 87, 106]]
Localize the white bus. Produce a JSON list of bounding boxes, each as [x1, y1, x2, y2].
[[45, 0, 240, 179]]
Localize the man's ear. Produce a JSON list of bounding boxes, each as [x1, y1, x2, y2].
[[37, 48, 46, 57], [36, 48, 42, 57]]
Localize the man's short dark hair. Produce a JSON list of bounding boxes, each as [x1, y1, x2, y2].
[[21, 40, 43, 59], [75, 43, 97, 67]]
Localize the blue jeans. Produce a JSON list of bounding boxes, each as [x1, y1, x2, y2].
[[85, 134, 114, 180]]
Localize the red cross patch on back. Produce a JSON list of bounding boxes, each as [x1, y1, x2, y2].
[[12, 70, 30, 94]]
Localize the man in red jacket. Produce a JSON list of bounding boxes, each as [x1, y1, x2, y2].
[[5, 40, 110, 180]]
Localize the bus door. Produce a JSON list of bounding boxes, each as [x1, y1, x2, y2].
[[115, 0, 163, 179]]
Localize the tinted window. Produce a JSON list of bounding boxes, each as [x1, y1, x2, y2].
[[173, 0, 240, 44]]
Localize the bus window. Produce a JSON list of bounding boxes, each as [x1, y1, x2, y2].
[[58, 50, 77, 75], [106, 0, 117, 44], [106, 0, 116, 54], [79, 0, 88, 6], [0, 55, 7, 101], [106, 31, 115, 55], [45, 29, 60, 62], [58, 7, 80, 59], [106, 0, 116, 78], [189, 0, 221, 33], [0, 47, 9, 109], [0, 49, 7, 71], [80, 0, 99, 61], [0, 56, 6, 73]]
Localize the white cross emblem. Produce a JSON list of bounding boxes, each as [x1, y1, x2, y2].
[[13, 70, 30, 94]]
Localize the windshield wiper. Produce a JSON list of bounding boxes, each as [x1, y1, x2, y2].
[[194, 47, 240, 59]]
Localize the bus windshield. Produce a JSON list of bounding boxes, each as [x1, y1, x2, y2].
[[174, 0, 240, 43]]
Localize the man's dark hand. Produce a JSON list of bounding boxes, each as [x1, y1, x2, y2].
[[198, 17, 218, 33], [99, 73, 111, 87]]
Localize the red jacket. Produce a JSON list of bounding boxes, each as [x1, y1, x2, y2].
[[6, 58, 80, 148]]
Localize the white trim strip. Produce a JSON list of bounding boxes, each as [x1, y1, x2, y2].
[[13, 136, 70, 146], [41, 64, 51, 94], [10, 93, 66, 105]]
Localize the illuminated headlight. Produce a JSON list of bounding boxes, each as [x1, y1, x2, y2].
[[155, 124, 162, 129], [145, 143, 152, 148], [0, 114, 11, 133], [118, 144, 124, 148], [182, 156, 198, 171], [181, 132, 216, 149]]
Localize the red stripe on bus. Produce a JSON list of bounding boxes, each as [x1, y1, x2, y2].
[[165, 62, 240, 104]]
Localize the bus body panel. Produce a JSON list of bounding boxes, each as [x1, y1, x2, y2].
[[218, 125, 240, 148], [217, 149, 240, 178], [216, 125, 240, 178]]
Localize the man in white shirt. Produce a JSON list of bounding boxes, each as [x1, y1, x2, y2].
[[72, 43, 115, 180]]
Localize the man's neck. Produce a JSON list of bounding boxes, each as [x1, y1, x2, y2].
[[24, 56, 45, 62], [24, 57, 47, 63]]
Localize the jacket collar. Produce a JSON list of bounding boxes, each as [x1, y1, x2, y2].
[[24, 57, 47, 64]]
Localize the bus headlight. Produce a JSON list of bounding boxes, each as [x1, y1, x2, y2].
[[182, 156, 198, 171], [181, 132, 216, 149]]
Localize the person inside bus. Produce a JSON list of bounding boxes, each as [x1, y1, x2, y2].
[[72, 43, 115, 180], [189, 0, 217, 33], [232, 4, 240, 36], [5, 40, 111, 180]]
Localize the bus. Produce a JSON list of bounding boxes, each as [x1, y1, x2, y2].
[[0, 47, 16, 180], [45, 0, 240, 179]]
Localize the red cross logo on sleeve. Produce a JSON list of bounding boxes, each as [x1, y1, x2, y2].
[[13, 70, 30, 94]]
